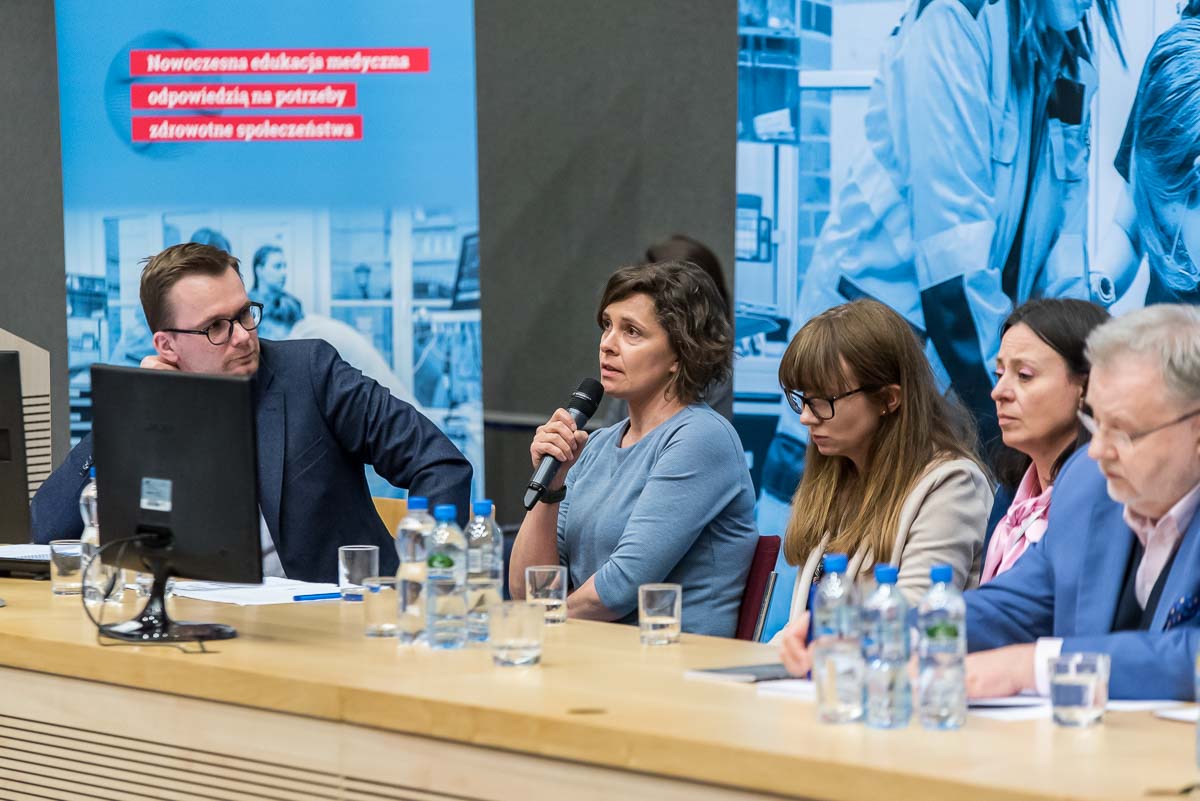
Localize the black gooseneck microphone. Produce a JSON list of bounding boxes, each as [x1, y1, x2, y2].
[[523, 378, 604, 510]]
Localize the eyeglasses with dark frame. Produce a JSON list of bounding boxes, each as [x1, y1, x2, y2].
[[160, 302, 263, 346], [786, 385, 883, 421], [1077, 404, 1200, 452]]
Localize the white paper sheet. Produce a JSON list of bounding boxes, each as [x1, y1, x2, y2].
[[970, 698, 1184, 722], [969, 694, 1046, 708], [1155, 706, 1200, 724], [751, 680, 1184, 723], [0, 544, 50, 561], [755, 679, 817, 701], [171, 576, 343, 606]]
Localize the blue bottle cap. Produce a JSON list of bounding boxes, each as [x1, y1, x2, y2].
[[930, 564, 953, 584], [407, 496, 428, 511], [822, 553, 849, 574], [88, 466, 96, 479], [473, 500, 493, 517], [433, 504, 457, 522], [874, 564, 898, 584]]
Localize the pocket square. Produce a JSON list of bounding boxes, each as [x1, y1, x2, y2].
[[1164, 593, 1200, 630]]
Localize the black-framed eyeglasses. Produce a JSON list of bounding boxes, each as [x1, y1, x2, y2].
[[785, 385, 881, 421], [161, 302, 263, 346], [1077, 404, 1200, 452]]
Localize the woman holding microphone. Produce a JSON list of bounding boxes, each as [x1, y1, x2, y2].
[[509, 260, 758, 637]]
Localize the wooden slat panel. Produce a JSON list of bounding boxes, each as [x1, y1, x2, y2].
[[0, 668, 791, 801], [0, 717, 337, 800]]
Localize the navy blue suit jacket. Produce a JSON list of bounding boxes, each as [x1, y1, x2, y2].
[[31, 339, 473, 583], [965, 449, 1200, 700]]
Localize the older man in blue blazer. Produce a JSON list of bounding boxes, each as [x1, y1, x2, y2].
[[31, 243, 472, 584], [965, 304, 1200, 700]]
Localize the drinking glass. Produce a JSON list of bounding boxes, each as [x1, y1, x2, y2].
[[362, 577, 401, 638], [638, 583, 682, 645], [1049, 653, 1110, 727], [49, 540, 83, 596], [337, 545, 378, 601], [489, 601, 544, 666], [525, 565, 568, 624]]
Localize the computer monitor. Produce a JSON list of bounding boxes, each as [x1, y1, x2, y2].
[[91, 364, 263, 642], [449, 232, 480, 310], [0, 352, 30, 546]]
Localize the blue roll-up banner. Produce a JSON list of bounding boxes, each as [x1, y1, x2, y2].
[[56, 0, 483, 497], [736, 0, 1194, 639], [735, 1, 1189, 506]]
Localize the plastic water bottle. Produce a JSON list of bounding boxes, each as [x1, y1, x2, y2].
[[862, 564, 911, 728], [1195, 652, 1200, 767], [1194, 651, 1200, 767], [79, 467, 122, 606], [486, 500, 504, 576], [464, 499, 503, 643], [395, 496, 434, 644], [425, 504, 467, 649], [917, 564, 967, 730], [810, 553, 864, 723]]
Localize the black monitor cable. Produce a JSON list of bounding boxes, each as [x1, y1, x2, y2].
[[80, 536, 212, 654]]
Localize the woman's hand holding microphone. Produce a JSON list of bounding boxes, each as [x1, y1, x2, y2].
[[530, 408, 590, 489]]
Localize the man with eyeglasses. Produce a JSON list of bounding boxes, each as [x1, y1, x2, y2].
[[31, 243, 473, 583], [963, 303, 1200, 700]]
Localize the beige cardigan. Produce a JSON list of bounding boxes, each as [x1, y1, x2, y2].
[[771, 457, 993, 642]]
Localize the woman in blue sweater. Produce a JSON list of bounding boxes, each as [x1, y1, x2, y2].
[[509, 261, 759, 637]]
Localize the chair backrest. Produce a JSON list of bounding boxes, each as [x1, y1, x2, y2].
[[372, 496, 408, 538], [735, 535, 781, 641]]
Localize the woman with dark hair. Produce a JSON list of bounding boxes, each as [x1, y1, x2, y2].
[[644, 234, 731, 315], [643, 234, 734, 420], [981, 298, 1109, 583], [508, 261, 758, 637]]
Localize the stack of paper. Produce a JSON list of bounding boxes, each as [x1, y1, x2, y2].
[[172, 576, 342, 606], [0, 544, 50, 561]]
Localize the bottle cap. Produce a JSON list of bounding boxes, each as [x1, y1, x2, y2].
[[407, 496, 428, 511], [473, 500, 493, 517], [874, 564, 898, 584], [434, 504, 457, 522], [930, 564, 953, 584], [822, 553, 849, 574], [88, 466, 96, 480]]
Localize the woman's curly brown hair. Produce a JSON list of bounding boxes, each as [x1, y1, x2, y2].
[[596, 260, 732, 405]]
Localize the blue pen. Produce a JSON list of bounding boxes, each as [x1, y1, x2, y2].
[[293, 592, 343, 602]]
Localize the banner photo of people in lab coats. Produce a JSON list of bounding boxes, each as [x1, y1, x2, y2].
[[734, 0, 1200, 536], [55, 0, 483, 498]]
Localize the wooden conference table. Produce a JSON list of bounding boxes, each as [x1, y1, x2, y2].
[[0, 578, 1194, 801]]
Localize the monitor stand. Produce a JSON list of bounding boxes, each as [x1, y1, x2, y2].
[[99, 553, 237, 643]]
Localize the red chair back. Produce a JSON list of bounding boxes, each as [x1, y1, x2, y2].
[[735, 535, 781, 641]]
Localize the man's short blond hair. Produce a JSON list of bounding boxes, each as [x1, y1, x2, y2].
[[140, 243, 241, 332]]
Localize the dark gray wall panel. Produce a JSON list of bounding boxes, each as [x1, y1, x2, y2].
[[476, 1, 736, 523], [0, 1, 68, 465]]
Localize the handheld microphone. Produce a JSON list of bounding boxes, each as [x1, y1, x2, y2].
[[523, 378, 604, 510]]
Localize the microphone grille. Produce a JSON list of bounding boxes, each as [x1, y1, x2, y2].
[[569, 378, 604, 417], [576, 377, 604, 403]]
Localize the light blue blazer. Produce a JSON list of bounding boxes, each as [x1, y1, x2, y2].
[[965, 449, 1200, 700]]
